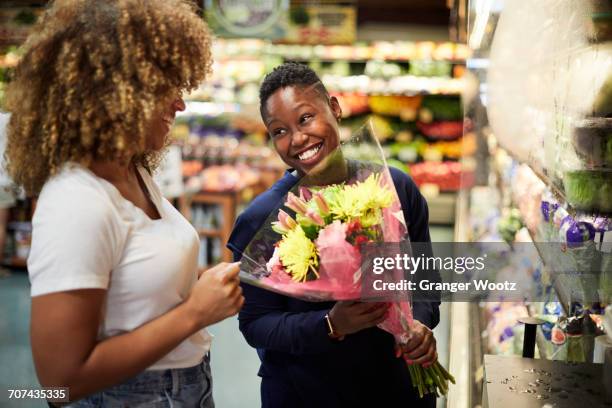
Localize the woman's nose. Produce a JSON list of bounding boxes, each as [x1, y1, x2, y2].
[[290, 131, 309, 147]]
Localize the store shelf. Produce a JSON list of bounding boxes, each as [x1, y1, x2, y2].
[[526, 228, 571, 316], [278, 56, 467, 64], [427, 192, 458, 225], [496, 146, 601, 218], [483, 355, 607, 407], [198, 228, 222, 238], [2, 257, 27, 269], [180, 191, 242, 263], [6, 221, 31, 231]]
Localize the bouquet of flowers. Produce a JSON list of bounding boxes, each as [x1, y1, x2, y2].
[[238, 124, 454, 397]]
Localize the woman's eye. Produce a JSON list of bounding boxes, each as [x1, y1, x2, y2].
[[272, 128, 286, 138], [300, 114, 312, 124]]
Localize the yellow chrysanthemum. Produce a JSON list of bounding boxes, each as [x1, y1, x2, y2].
[[328, 173, 394, 227], [278, 225, 319, 282]]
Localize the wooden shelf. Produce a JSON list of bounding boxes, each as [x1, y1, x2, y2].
[[179, 191, 241, 263], [198, 228, 222, 238], [2, 257, 27, 269]]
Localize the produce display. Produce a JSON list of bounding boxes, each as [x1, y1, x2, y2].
[[416, 121, 463, 140], [408, 161, 471, 191], [367, 95, 422, 118], [0, 47, 21, 107], [419, 95, 464, 122], [571, 118, 612, 168], [176, 112, 285, 194], [185, 164, 261, 193], [211, 39, 471, 62], [563, 170, 612, 213], [497, 208, 524, 244]]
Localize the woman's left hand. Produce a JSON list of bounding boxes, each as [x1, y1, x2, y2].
[[394, 320, 437, 368]]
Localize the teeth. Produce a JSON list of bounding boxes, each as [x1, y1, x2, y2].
[[298, 144, 321, 161]]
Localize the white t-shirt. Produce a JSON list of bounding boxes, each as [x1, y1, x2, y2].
[[28, 163, 212, 370]]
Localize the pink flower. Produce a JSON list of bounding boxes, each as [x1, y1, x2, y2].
[[279, 210, 297, 229], [305, 208, 325, 226], [299, 186, 313, 202], [315, 220, 348, 246], [285, 192, 308, 215], [315, 221, 361, 292], [313, 191, 330, 216], [382, 205, 405, 242], [265, 247, 292, 284], [272, 210, 299, 234]]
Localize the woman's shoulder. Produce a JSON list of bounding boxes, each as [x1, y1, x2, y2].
[[388, 166, 423, 202], [388, 165, 416, 188], [228, 171, 296, 254], [41, 164, 106, 198], [36, 164, 120, 221], [241, 172, 296, 223]]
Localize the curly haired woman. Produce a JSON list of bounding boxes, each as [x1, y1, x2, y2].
[[4, 1, 243, 406]]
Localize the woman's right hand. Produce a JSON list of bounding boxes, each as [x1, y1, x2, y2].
[[186, 262, 244, 328], [328, 301, 389, 336]]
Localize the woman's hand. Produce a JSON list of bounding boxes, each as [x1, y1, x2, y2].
[[328, 301, 389, 336], [394, 320, 437, 368], [186, 262, 244, 328]]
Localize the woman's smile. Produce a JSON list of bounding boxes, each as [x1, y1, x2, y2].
[[294, 141, 324, 163]]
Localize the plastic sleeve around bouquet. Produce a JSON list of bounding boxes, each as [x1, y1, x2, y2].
[[237, 121, 411, 307]]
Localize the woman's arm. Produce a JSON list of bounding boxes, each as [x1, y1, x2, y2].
[[31, 262, 243, 402], [237, 283, 338, 355]]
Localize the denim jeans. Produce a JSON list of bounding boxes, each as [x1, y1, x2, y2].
[[65, 354, 214, 408]]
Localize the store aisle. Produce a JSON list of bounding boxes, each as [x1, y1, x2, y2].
[[0, 271, 40, 408], [208, 318, 261, 407]]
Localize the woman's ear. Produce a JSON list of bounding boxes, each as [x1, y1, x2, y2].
[[329, 96, 342, 121]]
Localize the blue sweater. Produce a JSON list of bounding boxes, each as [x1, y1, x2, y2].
[[227, 167, 439, 408]]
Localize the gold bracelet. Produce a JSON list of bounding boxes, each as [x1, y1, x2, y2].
[[324, 313, 345, 341]]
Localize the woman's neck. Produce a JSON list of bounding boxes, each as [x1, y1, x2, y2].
[[299, 150, 348, 186], [89, 159, 136, 184]]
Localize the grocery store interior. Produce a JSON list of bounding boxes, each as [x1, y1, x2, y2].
[[0, 0, 610, 407]]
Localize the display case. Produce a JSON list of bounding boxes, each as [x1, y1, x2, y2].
[[456, 1, 612, 406]]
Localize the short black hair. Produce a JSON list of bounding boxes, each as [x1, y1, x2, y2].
[[259, 62, 329, 118]]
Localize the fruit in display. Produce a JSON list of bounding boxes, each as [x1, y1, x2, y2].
[[368, 95, 422, 118], [408, 161, 469, 191], [416, 121, 463, 140], [420, 95, 463, 121]]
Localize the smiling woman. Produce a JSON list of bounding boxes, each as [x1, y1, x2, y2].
[[228, 62, 439, 408]]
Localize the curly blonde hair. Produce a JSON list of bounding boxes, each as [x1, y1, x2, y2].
[[4, 0, 212, 195]]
